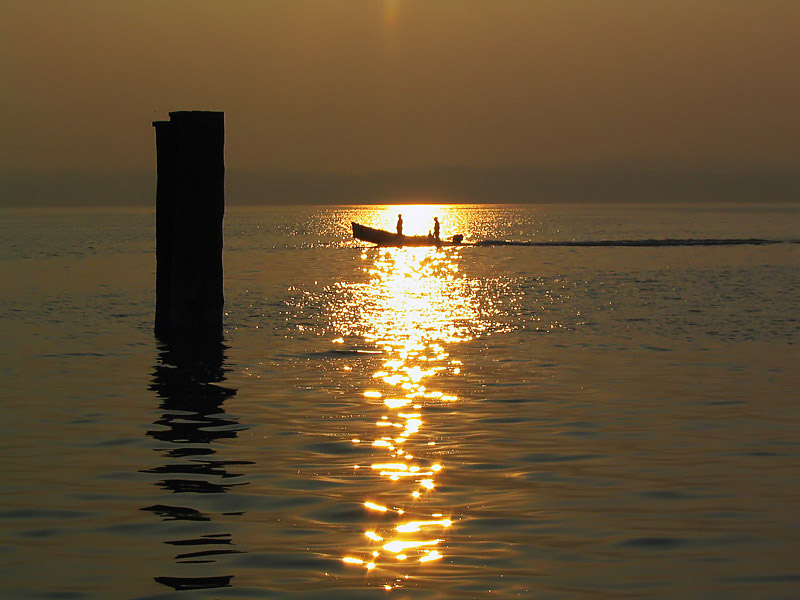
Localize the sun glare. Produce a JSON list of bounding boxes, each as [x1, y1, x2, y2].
[[363, 205, 467, 240], [382, 0, 401, 28]]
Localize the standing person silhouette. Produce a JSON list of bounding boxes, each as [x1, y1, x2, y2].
[[396, 214, 403, 236], [433, 217, 440, 240]]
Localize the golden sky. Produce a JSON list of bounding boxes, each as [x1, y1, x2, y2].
[[2, 0, 799, 174]]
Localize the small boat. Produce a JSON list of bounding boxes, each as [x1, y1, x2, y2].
[[352, 222, 464, 247]]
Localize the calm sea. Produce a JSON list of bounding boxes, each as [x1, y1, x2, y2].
[[1, 203, 799, 599]]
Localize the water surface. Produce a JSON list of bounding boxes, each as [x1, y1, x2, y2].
[[1, 203, 799, 599]]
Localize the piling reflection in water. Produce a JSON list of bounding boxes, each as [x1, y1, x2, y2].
[[141, 343, 249, 592], [330, 241, 494, 586]]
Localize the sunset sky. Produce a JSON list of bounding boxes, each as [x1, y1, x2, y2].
[[2, 0, 799, 204]]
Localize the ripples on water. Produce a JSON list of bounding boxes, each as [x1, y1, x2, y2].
[[308, 248, 503, 582], [0, 204, 799, 599]]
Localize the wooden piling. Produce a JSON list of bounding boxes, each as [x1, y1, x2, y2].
[[153, 111, 225, 343]]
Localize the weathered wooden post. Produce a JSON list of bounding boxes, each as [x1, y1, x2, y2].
[[153, 120, 176, 340], [153, 111, 225, 343]]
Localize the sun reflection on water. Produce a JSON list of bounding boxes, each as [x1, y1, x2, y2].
[[329, 232, 494, 584]]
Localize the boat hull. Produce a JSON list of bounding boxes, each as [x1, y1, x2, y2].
[[351, 222, 462, 247]]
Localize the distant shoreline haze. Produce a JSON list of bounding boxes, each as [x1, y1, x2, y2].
[[1, 164, 798, 207]]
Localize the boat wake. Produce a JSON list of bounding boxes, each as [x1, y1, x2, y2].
[[474, 238, 799, 247]]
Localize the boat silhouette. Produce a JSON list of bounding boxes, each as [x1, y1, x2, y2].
[[352, 222, 464, 247]]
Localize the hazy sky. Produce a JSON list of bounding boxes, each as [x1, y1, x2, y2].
[[2, 0, 799, 177]]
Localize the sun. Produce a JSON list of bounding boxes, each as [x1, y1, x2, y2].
[[377, 205, 448, 237]]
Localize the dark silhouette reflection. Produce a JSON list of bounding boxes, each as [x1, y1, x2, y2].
[[141, 341, 249, 592]]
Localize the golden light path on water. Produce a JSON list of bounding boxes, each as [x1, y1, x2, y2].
[[330, 206, 500, 589]]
